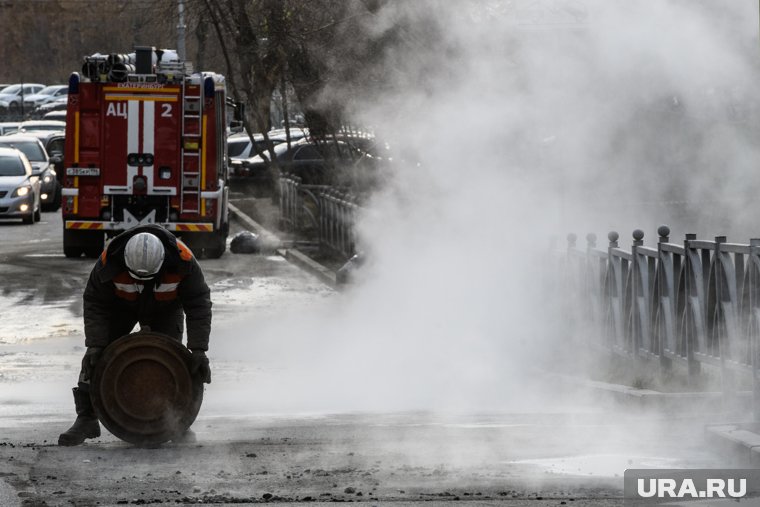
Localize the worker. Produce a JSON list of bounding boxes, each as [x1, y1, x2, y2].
[[58, 224, 212, 446]]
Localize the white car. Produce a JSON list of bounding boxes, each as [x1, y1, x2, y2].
[[226, 129, 308, 176], [22, 85, 68, 110], [18, 120, 66, 134], [0, 134, 59, 211], [0, 84, 45, 114], [0, 122, 19, 136], [0, 147, 41, 224]]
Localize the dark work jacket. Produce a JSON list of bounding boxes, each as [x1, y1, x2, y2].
[[82, 224, 212, 350]]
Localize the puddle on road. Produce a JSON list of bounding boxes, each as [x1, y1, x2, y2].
[[211, 276, 333, 314], [508, 454, 682, 477], [0, 293, 79, 343]]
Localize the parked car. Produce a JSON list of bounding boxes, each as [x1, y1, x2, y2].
[[0, 84, 45, 115], [35, 131, 65, 182], [0, 122, 19, 135], [42, 110, 66, 122], [0, 146, 41, 224], [18, 120, 66, 134], [0, 134, 60, 211], [22, 85, 68, 111], [33, 96, 68, 117], [238, 138, 363, 184], [227, 132, 283, 176], [267, 127, 309, 143]]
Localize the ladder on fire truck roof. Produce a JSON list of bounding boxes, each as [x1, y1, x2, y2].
[[180, 80, 202, 214]]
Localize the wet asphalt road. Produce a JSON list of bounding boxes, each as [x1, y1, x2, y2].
[[0, 209, 740, 506]]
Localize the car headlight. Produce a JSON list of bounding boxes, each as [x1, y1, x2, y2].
[[12, 186, 31, 197], [43, 175, 53, 183]]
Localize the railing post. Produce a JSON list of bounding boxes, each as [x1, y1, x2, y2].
[[683, 233, 701, 378], [751, 238, 760, 422], [657, 225, 672, 370], [607, 231, 622, 351], [631, 229, 645, 357], [714, 235, 736, 408]]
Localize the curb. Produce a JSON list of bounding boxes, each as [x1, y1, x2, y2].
[[277, 248, 337, 289], [705, 424, 760, 466], [550, 372, 752, 414], [228, 202, 338, 289]]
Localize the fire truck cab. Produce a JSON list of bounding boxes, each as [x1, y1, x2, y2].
[[62, 46, 230, 258]]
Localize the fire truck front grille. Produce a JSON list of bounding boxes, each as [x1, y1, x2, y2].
[[112, 196, 170, 223]]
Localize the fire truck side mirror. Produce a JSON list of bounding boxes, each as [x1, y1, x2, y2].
[[235, 102, 246, 122]]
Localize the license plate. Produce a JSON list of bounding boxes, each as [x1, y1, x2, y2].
[[66, 167, 100, 176]]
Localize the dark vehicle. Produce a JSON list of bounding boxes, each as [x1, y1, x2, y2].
[[0, 147, 41, 224], [29, 130, 65, 184], [42, 132, 65, 177], [240, 137, 370, 185], [0, 134, 60, 210]]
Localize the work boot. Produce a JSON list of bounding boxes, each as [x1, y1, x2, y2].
[[58, 388, 101, 446]]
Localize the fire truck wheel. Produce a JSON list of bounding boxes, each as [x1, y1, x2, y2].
[[205, 231, 227, 259], [64, 246, 83, 258]]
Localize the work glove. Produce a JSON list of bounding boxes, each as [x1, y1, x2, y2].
[[81, 346, 103, 382], [189, 349, 211, 384]]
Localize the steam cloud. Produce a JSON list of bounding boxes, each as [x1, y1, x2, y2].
[[215, 0, 760, 415]]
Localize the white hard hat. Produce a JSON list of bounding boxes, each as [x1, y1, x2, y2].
[[124, 232, 165, 280]]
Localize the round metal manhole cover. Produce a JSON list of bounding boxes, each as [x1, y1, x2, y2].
[[91, 331, 204, 446]]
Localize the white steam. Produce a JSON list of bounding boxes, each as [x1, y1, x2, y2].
[[215, 0, 760, 414]]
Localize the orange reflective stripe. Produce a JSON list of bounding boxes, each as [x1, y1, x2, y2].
[[154, 272, 183, 301], [176, 240, 194, 261], [113, 271, 141, 301], [100, 249, 107, 265]]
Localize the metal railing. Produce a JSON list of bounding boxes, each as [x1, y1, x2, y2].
[[278, 175, 360, 258], [565, 226, 760, 418]]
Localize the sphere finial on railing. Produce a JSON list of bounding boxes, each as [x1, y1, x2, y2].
[[567, 233, 577, 248], [608, 231, 619, 247], [586, 233, 597, 248], [632, 229, 644, 247], [657, 225, 670, 243]]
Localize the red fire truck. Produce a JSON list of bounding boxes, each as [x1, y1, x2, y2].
[[62, 47, 230, 258]]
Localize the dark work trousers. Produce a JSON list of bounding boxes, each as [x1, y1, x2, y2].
[[77, 304, 185, 392]]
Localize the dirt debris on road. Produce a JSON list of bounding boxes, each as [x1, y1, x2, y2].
[[0, 410, 727, 506]]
